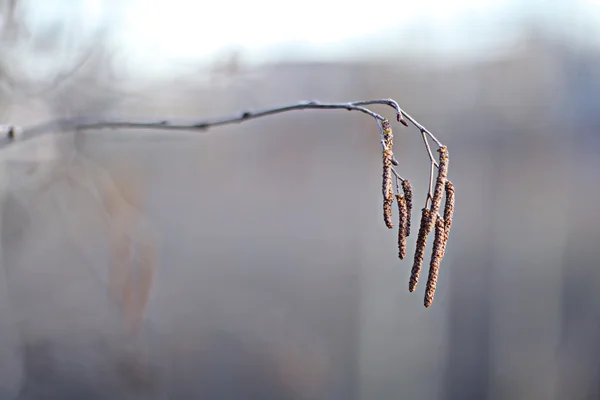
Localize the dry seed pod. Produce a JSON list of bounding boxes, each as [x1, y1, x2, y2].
[[429, 146, 449, 220], [395, 194, 408, 259], [409, 208, 433, 292], [424, 216, 445, 307], [401, 179, 413, 237], [443, 181, 455, 240]]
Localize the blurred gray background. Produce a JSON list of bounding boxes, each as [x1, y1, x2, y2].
[[0, 0, 599, 399]]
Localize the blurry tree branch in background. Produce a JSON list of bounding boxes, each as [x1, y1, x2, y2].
[[0, 0, 127, 118], [3, 98, 456, 307]]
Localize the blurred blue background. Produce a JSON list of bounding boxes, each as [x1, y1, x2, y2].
[[1, 0, 599, 399]]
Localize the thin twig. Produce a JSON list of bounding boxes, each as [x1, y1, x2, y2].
[[426, 161, 435, 208], [421, 129, 439, 210], [405, 114, 443, 148], [352, 99, 442, 147], [9, 100, 417, 166], [420, 129, 439, 168], [351, 99, 408, 127], [12, 100, 388, 138], [392, 168, 404, 185], [0, 98, 454, 308], [4, 100, 445, 157]]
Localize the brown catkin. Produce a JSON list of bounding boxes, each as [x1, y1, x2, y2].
[[381, 119, 394, 229], [424, 216, 445, 307], [381, 156, 393, 200], [381, 119, 393, 149], [383, 197, 394, 229], [382, 157, 393, 228], [382, 154, 394, 229], [443, 181, 455, 241], [429, 146, 449, 222], [395, 194, 408, 259], [409, 208, 433, 292], [401, 180, 413, 237]]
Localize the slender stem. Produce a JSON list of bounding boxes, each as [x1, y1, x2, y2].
[[404, 114, 443, 148], [1, 98, 441, 207], [4, 99, 443, 153], [351, 99, 443, 148], [420, 129, 439, 168], [22, 101, 387, 138], [392, 168, 404, 193], [426, 161, 435, 208], [391, 167, 404, 182]]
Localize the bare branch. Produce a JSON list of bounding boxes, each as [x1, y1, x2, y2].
[[9, 100, 397, 140], [0, 98, 454, 308]]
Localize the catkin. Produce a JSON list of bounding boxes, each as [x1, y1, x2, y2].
[[401, 180, 413, 237], [381, 119, 394, 229], [423, 182, 454, 307], [383, 197, 394, 229], [424, 215, 445, 307], [409, 208, 433, 292], [382, 156, 394, 229], [375, 120, 452, 305], [381, 119, 393, 149], [430, 146, 449, 219], [381, 156, 393, 200], [443, 181, 455, 241], [395, 194, 408, 259]]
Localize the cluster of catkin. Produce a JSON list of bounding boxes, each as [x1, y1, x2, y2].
[[380, 121, 455, 308]]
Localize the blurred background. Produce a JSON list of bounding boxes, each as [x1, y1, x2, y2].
[[0, 0, 599, 398]]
